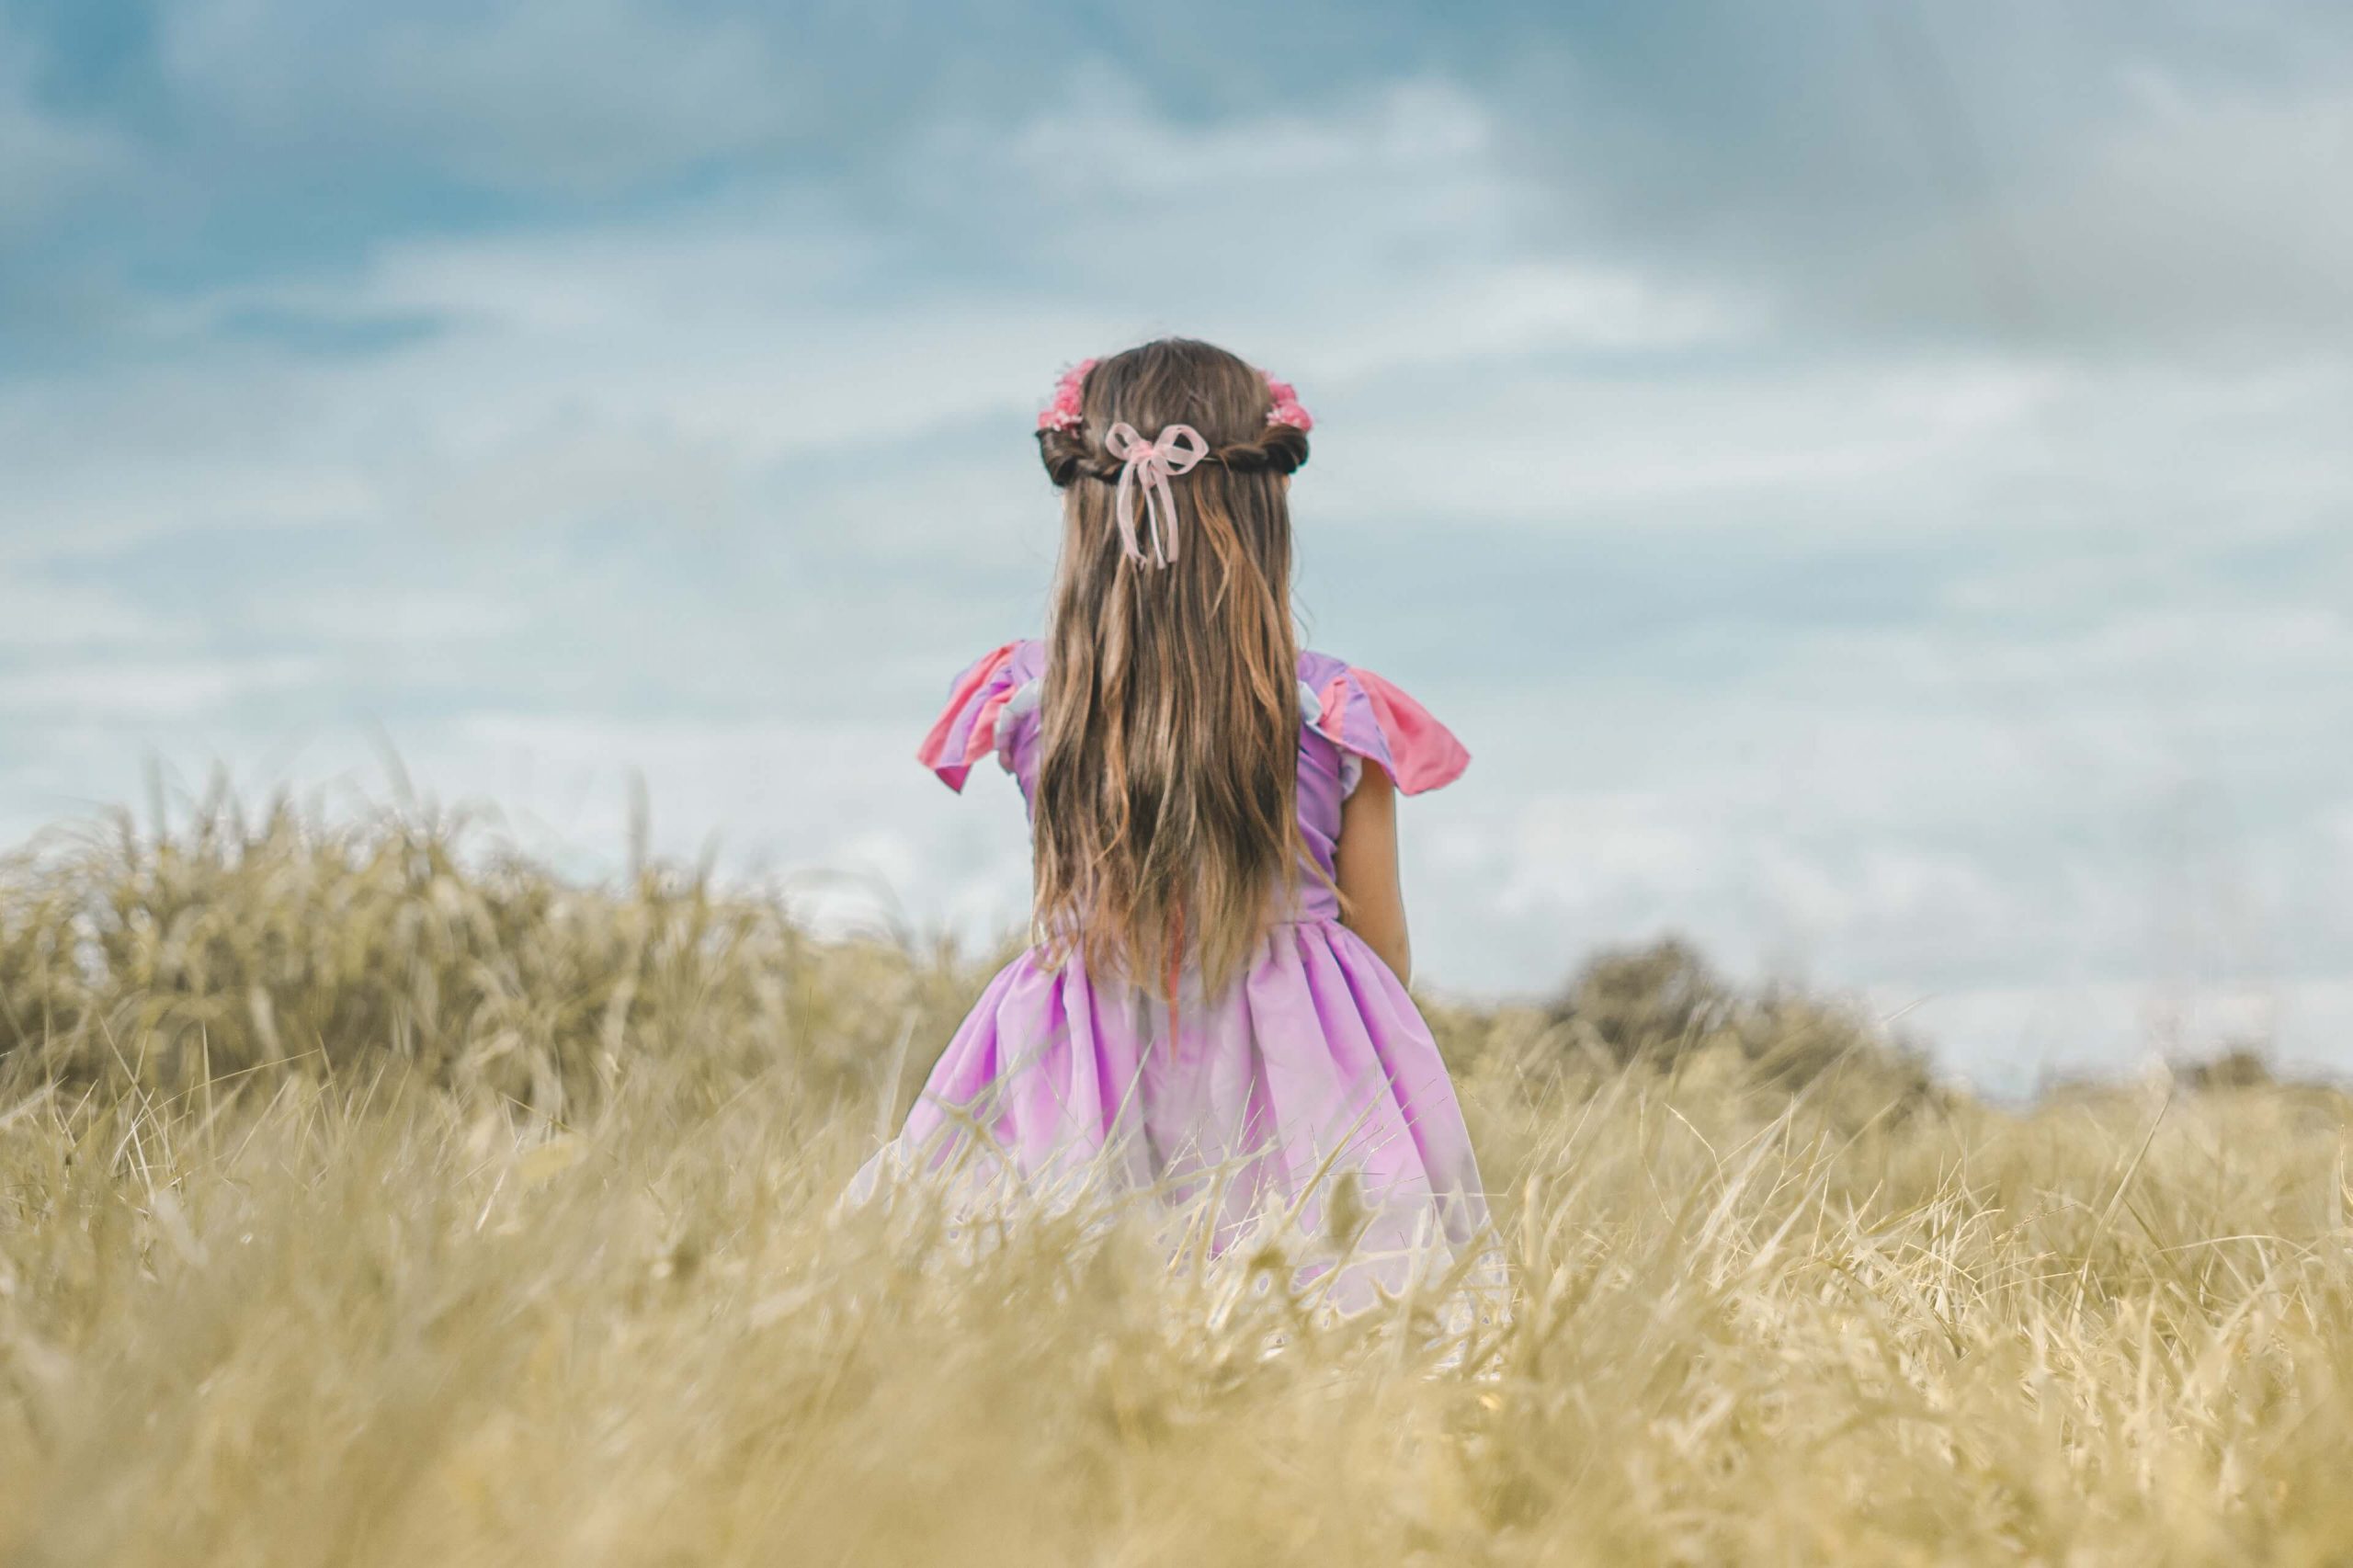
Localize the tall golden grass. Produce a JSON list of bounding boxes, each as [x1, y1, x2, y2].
[[2, 799, 2349, 1564]]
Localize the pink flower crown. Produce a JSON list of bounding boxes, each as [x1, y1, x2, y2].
[[1035, 358, 1313, 435]]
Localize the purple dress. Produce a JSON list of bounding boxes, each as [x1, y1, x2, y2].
[[859, 639, 1494, 1290]]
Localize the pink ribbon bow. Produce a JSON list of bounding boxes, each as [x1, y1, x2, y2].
[[1103, 421, 1208, 568]]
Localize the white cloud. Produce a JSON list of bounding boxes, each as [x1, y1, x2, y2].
[[0, 656, 324, 721], [1865, 978, 2353, 1101], [0, 574, 177, 650], [1004, 73, 1498, 189], [1962, 64, 2353, 344], [1323, 349, 2353, 537]]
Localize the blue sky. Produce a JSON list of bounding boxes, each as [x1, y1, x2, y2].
[[4, 1, 2350, 1092]]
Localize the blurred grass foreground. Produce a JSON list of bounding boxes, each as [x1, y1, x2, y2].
[[3, 798, 2351, 1565]]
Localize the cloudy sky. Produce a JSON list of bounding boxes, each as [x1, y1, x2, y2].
[[3, 1, 2349, 1093]]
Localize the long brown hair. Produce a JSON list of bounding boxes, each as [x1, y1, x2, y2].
[[1031, 339, 1312, 996]]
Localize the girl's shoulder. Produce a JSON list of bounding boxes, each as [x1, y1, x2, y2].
[[915, 639, 1047, 792], [1296, 649, 1470, 796]]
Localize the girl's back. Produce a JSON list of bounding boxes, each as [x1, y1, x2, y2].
[[920, 637, 1466, 931]]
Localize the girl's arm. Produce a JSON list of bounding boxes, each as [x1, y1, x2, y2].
[[1334, 766, 1412, 984]]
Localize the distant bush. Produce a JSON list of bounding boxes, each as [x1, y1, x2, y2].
[[1538, 937, 1949, 1121], [2175, 1044, 2274, 1091]]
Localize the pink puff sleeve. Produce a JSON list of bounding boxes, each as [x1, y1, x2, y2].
[[1307, 662, 1470, 795], [915, 641, 1035, 791]]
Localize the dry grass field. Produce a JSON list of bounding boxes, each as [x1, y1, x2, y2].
[[3, 799, 2350, 1565]]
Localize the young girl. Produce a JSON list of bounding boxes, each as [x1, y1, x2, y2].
[[857, 339, 1491, 1294]]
